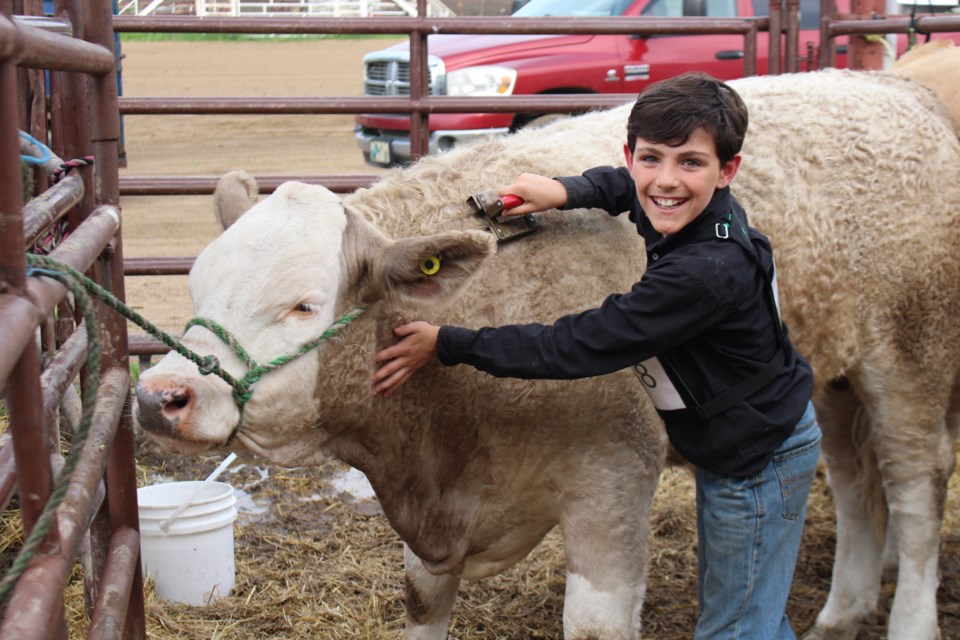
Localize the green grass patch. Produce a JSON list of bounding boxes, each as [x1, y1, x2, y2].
[[129, 358, 141, 388]]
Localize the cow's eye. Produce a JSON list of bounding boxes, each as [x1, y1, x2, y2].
[[291, 302, 317, 317]]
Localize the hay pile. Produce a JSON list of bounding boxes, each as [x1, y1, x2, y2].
[[3, 426, 960, 638]]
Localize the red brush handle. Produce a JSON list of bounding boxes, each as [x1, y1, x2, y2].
[[500, 194, 524, 210]]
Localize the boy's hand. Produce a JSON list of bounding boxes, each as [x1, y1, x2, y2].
[[372, 321, 441, 398], [498, 173, 568, 217]]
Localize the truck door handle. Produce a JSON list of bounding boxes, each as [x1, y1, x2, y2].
[[716, 50, 745, 60]]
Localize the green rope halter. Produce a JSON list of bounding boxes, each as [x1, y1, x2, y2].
[[182, 307, 365, 443]]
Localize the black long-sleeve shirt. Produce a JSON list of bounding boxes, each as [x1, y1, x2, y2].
[[437, 166, 813, 477]]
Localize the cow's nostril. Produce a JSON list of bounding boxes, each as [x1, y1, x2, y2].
[[167, 395, 189, 410], [161, 388, 193, 421]]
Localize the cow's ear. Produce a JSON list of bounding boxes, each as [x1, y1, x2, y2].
[[213, 170, 259, 230], [375, 230, 496, 305]]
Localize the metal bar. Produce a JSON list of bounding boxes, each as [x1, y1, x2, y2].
[[0, 433, 18, 513], [409, 24, 428, 161], [118, 94, 638, 115], [0, 294, 43, 389], [848, 0, 886, 70], [827, 15, 960, 35], [784, 0, 800, 72], [0, 555, 70, 640], [0, 13, 114, 73], [768, 0, 781, 74], [87, 528, 140, 640], [0, 61, 27, 291], [23, 173, 84, 247], [128, 334, 178, 356], [40, 319, 88, 429], [118, 174, 377, 195], [7, 325, 56, 542], [85, 4, 145, 630], [113, 14, 763, 35], [10, 14, 73, 35], [104, 401, 144, 640], [819, 0, 838, 68], [123, 256, 194, 275], [743, 23, 758, 76], [56, 367, 129, 561], [24, 205, 121, 318]]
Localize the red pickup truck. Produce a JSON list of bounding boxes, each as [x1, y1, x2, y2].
[[354, 0, 956, 166]]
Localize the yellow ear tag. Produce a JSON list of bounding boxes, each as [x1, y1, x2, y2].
[[420, 255, 441, 276]]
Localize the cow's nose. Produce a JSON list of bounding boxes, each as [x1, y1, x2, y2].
[[135, 377, 196, 436]]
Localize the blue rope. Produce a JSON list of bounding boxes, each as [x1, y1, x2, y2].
[[19, 131, 54, 166]]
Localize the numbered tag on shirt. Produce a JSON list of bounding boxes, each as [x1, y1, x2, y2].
[[632, 357, 687, 411]]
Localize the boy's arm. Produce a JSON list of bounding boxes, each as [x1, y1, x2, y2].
[[556, 166, 636, 216], [497, 173, 568, 216], [497, 167, 635, 218]]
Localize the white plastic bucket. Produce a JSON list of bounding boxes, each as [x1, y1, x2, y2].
[[137, 481, 238, 606]]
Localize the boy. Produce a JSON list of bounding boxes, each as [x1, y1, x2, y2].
[[372, 72, 820, 639]]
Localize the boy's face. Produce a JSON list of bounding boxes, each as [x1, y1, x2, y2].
[[624, 127, 741, 236]]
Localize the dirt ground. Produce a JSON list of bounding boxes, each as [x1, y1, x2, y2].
[[110, 39, 960, 639]]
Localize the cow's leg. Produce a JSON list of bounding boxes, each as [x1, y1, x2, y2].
[[805, 383, 882, 640], [402, 544, 461, 640], [559, 465, 659, 640], [810, 373, 955, 640], [875, 377, 956, 640]]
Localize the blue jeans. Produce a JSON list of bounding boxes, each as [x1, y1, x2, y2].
[[694, 400, 821, 640]]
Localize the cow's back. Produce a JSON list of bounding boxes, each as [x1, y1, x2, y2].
[[729, 69, 960, 385]]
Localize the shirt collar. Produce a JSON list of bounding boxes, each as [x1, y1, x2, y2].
[[643, 187, 734, 255]]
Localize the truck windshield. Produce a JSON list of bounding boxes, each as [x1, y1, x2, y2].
[[513, 0, 633, 17]]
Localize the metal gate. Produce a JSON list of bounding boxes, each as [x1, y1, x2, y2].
[[0, 0, 145, 638]]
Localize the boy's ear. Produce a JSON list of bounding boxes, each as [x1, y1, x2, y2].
[[623, 144, 634, 170], [716, 154, 742, 189]]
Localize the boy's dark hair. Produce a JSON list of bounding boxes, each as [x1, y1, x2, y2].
[[626, 72, 748, 165]]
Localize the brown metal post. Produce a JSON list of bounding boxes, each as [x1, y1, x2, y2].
[[83, 0, 146, 632], [768, 0, 782, 74], [818, 0, 836, 67], [783, 0, 799, 72], [743, 22, 758, 76], [409, 0, 430, 162], [848, 0, 885, 69]]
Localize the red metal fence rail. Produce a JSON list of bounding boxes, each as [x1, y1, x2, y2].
[[0, 0, 145, 638]]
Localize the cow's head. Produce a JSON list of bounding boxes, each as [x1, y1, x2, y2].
[[135, 178, 495, 465]]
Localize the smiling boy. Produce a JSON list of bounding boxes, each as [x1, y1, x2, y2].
[[372, 72, 820, 639]]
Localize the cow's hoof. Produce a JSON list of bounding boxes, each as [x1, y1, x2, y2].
[[801, 624, 859, 640]]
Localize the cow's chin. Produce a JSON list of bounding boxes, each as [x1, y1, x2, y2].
[[143, 431, 225, 457], [235, 430, 331, 468]]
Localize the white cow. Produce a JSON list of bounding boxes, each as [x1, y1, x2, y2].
[[136, 64, 960, 639]]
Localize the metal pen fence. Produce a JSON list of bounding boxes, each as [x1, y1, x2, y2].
[[0, 0, 145, 638]]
